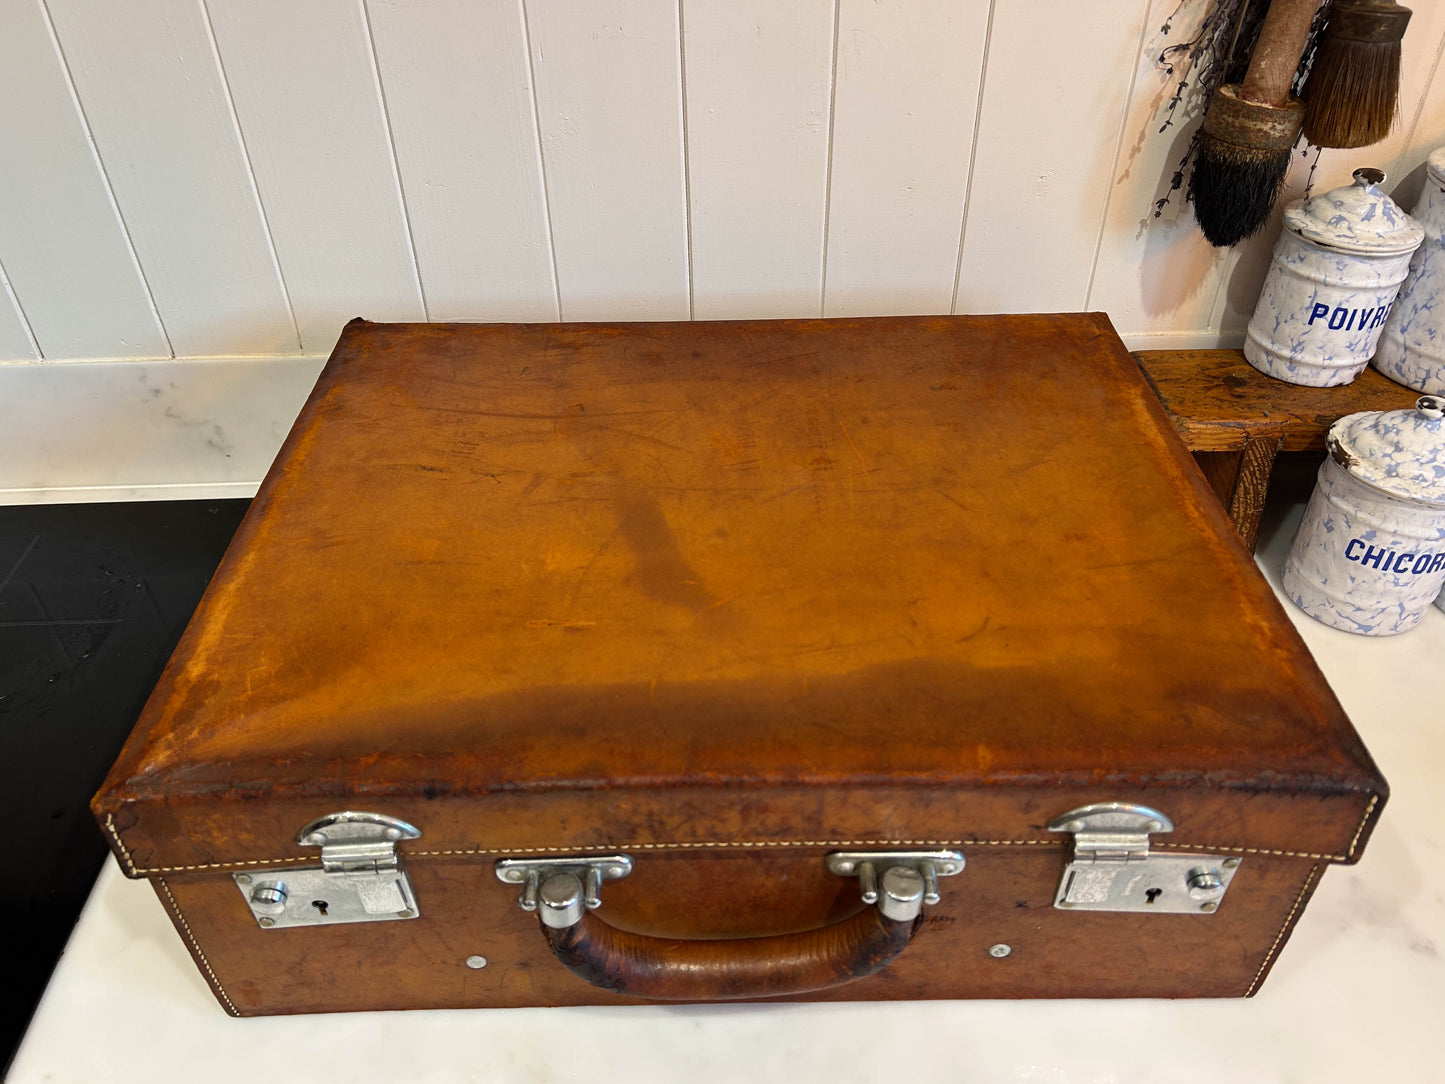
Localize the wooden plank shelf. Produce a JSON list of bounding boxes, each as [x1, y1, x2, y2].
[[1134, 349, 1423, 551]]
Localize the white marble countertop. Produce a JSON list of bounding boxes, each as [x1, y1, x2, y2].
[[9, 500, 1445, 1084]]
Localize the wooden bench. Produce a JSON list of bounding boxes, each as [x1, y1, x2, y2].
[[1134, 350, 1421, 551]]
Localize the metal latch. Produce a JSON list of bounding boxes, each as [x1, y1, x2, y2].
[[234, 811, 421, 929], [1048, 803, 1240, 914]]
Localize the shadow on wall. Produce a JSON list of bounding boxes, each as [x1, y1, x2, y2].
[[1388, 160, 1432, 218], [1134, 120, 1221, 320], [1109, 5, 1228, 330]]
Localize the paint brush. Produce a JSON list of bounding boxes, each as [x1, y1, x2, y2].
[[1191, 0, 1321, 246], [1302, 0, 1412, 148]]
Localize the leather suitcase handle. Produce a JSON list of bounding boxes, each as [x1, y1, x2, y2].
[[541, 904, 922, 1001]]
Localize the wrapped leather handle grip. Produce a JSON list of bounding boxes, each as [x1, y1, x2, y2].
[[497, 852, 960, 1001], [542, 904, 922, 1001]]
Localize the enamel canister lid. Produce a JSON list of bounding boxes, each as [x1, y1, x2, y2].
[[1428, 147, 1445, 187], [1326, 395, 1445, 504], [1283, 168, 1424, 256]]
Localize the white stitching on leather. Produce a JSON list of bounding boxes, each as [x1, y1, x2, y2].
[[116, 839, 1059, 872], [1244, 863, 1320, 997], [105, 796, 1383, 875], [1153, 842, 1345, 861], [102, 814, 138, 876], [1346, 794, 1380, 858], [155, 876, 239, 1016]]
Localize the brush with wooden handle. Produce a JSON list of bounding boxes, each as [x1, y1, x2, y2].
[[1303, 0, 1412, 148], [1190, 0, 1321, 247]]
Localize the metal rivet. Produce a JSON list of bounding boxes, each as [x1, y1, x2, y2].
[[258, 917, 275, 928], [236, 874, 252, 885], [305, 833, 324, 845], [465, 955, 487, 969], [1064, 821, 1083, 832], [1223, 858, 1241, 869], [988, 943, 1012, 958], [397, 908, 414, 918], [1200, 901, 1218, 913], [1146, 821, 1163, 832]]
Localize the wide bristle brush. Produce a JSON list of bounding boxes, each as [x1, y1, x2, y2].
[[1190, 0, 1320, 247], [1302, 0, 1412, 148]]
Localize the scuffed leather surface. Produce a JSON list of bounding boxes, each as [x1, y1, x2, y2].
[[94, 316, 1385, 872]]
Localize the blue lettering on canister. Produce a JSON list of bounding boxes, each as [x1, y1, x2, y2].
[[1345, 540, 1440, 574], [1306, 303, 1395, 329]]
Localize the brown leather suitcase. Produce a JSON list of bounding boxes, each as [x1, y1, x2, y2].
[[92, 315, 1386, 1015]]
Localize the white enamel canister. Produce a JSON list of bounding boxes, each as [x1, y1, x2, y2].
[[1245, 169, 1424, 387], [1373, 147, 1445, 394], [1283, 395, 1445, 635]]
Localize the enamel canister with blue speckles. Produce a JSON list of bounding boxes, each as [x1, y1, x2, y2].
[[1373, 148, 1445, 394], [1245, 169, 1423, 388], [1283, 396, 1445, 635]]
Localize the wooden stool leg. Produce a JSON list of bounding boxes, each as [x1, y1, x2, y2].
[[1226, 434, 1282, 552], [1192, 435, 1282, 552]]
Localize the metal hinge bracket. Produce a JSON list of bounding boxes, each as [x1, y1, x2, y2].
[[826, 849, 965, 921], [234, 811, 421, 929], [495, 854, 634, 929], [1048, 802, 1240, 914]]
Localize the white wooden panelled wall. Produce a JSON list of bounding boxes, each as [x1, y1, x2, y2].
[[2, 0, 1444, 499]]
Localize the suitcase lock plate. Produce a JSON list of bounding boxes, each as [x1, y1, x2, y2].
[[233, 811, 421, 929], [1048, 803, 1240, 914]]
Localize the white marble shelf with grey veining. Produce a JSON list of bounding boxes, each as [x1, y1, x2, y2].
[[0, 357, 324, 505], [8, 500, 1444, 1084]]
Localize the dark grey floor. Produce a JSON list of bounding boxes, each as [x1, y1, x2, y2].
[[0, 499, 248, 1073]]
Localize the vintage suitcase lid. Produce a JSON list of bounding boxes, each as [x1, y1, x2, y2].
[[94, 316, 1386, 876]]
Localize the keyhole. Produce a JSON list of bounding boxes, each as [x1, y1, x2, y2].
[[311, 899, 330, 916], [1145, 888, 1163, 904]]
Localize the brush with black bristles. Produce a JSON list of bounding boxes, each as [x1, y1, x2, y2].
[[1303, 0, 1412, 148], [1190, 0, 1320, 247]]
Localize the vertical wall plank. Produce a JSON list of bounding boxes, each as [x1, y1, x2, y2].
[[205, 0, 424, 354], [824, 0, 989, 318], [46, 0, 297, 356], [1392, 34, 1445, 193], [527, 0, 689, 321], [1087, 0, 1231, 340], [954, 0, 1151, 315], [0, 0, 167, 359], [0, 262, 40, 361], [682, 0, 833, 319], [1214, 5, 1445, 336], [367, 0, 556, 323]]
